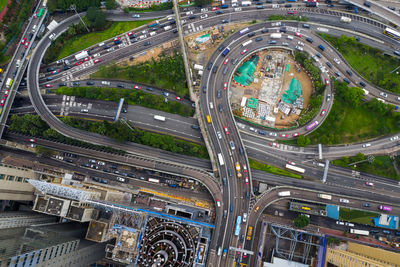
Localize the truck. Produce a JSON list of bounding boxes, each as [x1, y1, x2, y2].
[[278, 191, 291, 197], [318, 194, 332, 200], [164, 25, 172, 31], [340, 16, 352, 23], [154, 115, 166, 121], [75, 51, 89, 61], [242, 1, 251, 6], [6, 78, 13, 89], [318, 44, 325, 51], [221, 47, 230, 57], [148, 22, 159, 28], [270, 33, 282, 39], [350, 229, 369, 236], [305, 1, 318, 7], [221, 4, 229, 8]]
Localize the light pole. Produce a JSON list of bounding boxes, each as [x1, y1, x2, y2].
[[70, 4, 90, 33]]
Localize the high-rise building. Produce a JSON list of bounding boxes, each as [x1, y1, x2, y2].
[[0, 222, 106, 267], [0, 211, 57, 229], [0, 163, 36, 202]]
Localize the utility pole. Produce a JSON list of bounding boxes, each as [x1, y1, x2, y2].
[[70, 4, 90, 33]]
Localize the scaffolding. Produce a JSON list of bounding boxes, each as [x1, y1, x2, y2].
[[28, 180, 94, 201]]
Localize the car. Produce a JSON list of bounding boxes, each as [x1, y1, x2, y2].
[[211, 7, 219, 11], [94, 58, 101, 63], [288, 10, 295, 14], [390, 136, 399, 141], [21, 38, 26, 44], [294, 32, 302, 37], [340, 198, 349, 203], [365, 181, 374, 187], [97, 161, 105, 166], [45, 84, 53, 88], [288, 161, 296, 166], [315, 53, 322, 58], [200, 14, 208, 19], [51, 69, 60, 74], [345, 222, 355, 227], [75, 61, 83, 66], [297, 41, 304, 46], [320, 109, 327, 116], [216, 199, 221, 207], [269, 142, 279, 148], [224, 127, 229, 134], [217, 90, 221, 99], [176, 96, 183, 101], [336, 221, 345, 225], [362, 143, 371, 148], [241, 49, 248, 55], [230, 141, 235, 150], [292, 132, 300, 137], [224, 58, 229, 65], [327, 94, 331, 101], [333, 58, 340, 64], [83, 56, 91, 62], [127, 31, 135, 37], [134, 85, 141, 90], [245, 177, 249, 185], [24, 42, 30, 49], [29, 138, 36, 143], [243, 164, 247, 172], [116, 177, 126, 182], [380, 92, 388, 98], [237, 245, 242, 255], [4, 90, 9, 97], [269, 132, 277, 137], [280, 133, 288, 138], [113, 37, 120, 42], [325, 78, 330, 85], [363, 203, 371, 207], [132, 14, 141, 18], [217, 131, 222, 139], [223, 82, 228, 90]]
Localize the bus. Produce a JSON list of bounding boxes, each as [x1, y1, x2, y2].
[[305, 121, 319, 131], [239, 27, 250, 35], [37, 8, 44, 18], [285, 164, 305, 174], [217, 153, 224, 166], [350, 229, 369, 236], [234, 216, 242, 236], [148, 178, 160, 183], [241, 40, 253, 47], [383, 27, 400, 40], [206, 115, 211, 124], [246, 226, 253, 240], [301, 206, 310, 211], [318, 194, 332, 200], [379, 205, 392, 212]]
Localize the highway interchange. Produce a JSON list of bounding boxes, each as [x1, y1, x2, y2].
[[1, 0, 400, 266]]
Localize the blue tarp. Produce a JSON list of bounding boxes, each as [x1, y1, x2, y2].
[[372, 215, 399, 230], [326, 205, 339, 220]]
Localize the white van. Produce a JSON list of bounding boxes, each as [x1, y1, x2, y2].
[[32, 25, 37, 33], [150, 32, 156, 36], [98, 42, 105, 47], [362, 143, 371, 148], [209, 102, 214, 109], [287, 35, 294, 40]]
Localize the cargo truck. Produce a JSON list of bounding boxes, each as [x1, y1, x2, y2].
[[6, 78, 13, 89], [270, 33, 282, 39], [164, 25, 172, 31], [340, 16, 351, 23], [75, 51, 89, 61], [318, 194, 332, 200], [278, 191, 291, 197]]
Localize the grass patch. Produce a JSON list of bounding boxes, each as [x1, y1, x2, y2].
[[309, 81, 400, 144], [56, 20, 153, 60], [123, 2, 172, 12], [320, 33, 400, 94], [54, 86, 194, 117], [249, 159, 302, 179], [0, 0, 8, 12], [91, 51, 189, 97], [339, 208, 379, 226], [333, 155, 400, 180], [268, 14, 309, 22]]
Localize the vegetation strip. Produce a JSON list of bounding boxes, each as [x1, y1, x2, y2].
[[249, 159, 302, 179]]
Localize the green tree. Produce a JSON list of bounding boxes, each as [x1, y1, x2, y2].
[[294, 214, 310, 228], [105, 0, 117, 9], [297, 135, 311, 147], [194, 0, 212, 7]]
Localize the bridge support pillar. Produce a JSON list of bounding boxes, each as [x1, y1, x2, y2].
[[322, 160, 330, 183]]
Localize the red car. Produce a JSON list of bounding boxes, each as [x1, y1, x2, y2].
[[211, 7, 219, 11], [320, 109, 326, 116], [83, 56, 91, 62], [94, 58, 101, 63], [24, 42, 29, 49], [365, 182, 374, 187], [29, 138, 36, 143], [0, 99, 5, 106], [280, 133, 288, 138], [294, 32, 302, 37], [269, 142, 279, 148], [21, 38, 26, 45], [45, 84, 53, 88], [4, 90, 9, 97], [237, 245, 242, 254], [241, 49, 248, 55], [288, 10, 295, 15], [325, 78, 330, 85], [245, 176, 249, 185], [176, 96, 183, 101], [224, 127, 229, 135], [128, 31, 135, 36], [224, 58, 229, 64], [292, 132, 300, 137], [51, 69, 60, 74], [75, 61, 83, 66], [223, 82, 228, 90], [113, 37, 120, 41], [134, 85, 141, 90], [243, 164, 247, 172]]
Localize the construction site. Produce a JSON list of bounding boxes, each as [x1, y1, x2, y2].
[[230, 48, 313, 129]]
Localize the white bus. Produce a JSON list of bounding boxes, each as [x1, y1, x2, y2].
[[239, 27, 250, 35], [75, 50, 89, 61], [242, 40, 253, 47], [318, 194, 332, 200], [218, 153, 224, 166], [148, 178, 160, 183], [285, 164, 305, 173], [154, 115, 166, 121], [350, 229, 369, 236]]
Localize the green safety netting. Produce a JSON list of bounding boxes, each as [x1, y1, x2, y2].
[[246, 98, 258, 109], [282, 78, 302, 104], [233, 55, 259, 86]]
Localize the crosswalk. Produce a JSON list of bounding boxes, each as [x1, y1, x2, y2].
[[185, 23, 204, 34], [60, 95, 92, 116]]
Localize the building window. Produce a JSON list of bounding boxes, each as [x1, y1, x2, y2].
[[6, 176, 14, 181], [17, 177, 23, 182], [0, 174, 4, 180]]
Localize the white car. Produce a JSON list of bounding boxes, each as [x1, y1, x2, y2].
[[101, 81, 110, 85], [380, 92, 388, 98], [243, 213, 248, 222], [97, 161, 105, 166], [334, 58, 340, 64], [297, 41, 305, 46], [390, 136, 399, 141], [336, 221, 345, 225], [201, 8, 208, 12], [116, 177, 126, 182], [49, 33, 56, 40], [200, 14, 208, 19], [340, 198, 349, 203], [217, 131, 222, 139], [295, 46, 303, 51], [181, 19, 187, 25]]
